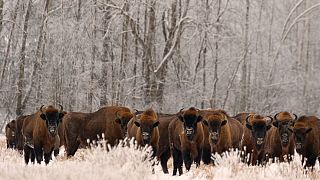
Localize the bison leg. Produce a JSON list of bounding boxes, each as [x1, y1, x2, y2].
[[54, 148, 59, 157], [44, 149, 53, 165], [183, 150, 192, 171], [30, 150, 35, 164], [34, 145, 44, 164], [202, 147, 211, 165], [160, 147, 171, 174], [66, 140, 80, 157], [172, 147, 183, 176], [194, 147, 202, 167], [23, 145, 31, 164]]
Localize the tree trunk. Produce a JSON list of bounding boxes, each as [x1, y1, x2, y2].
[[23, 0, 50, 106], [99, 2, 112, 106], [88, 0, 97, 112], [239, 0, 250, 112], [16, 0, 32, 116], [0, 0, 20, 87]]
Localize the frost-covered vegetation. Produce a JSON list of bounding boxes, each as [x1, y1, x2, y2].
[[0, 135, 319, 180]]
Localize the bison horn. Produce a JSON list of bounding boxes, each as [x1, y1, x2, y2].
[[179, 108, 184, 114], [245, 115, 251, 125], [115, 111, 121, 119], [58, 104, 63, 112], [266, 116, 274, 125], [40, 105, 45, 114], [224, 115, 228, 121], [274, 113, 280, 121], [292, 113, 298, 120]]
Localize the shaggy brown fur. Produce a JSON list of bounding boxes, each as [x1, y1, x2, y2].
[[241, 113, 273, 165], [265, 112, 296, 162], [22, 105, 64, 165], [201, 109, 243, 164], [16, 115, 29, 153], [63, 106, 134, 156], [5, 120, 17, 149], [290, 115, 320, 168], [233, 112, 250, 124], [169, 107, 204, 176], [156, 113, 176, 174], [127, 108, 160, 158]]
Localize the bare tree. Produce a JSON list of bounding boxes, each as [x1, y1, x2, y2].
[[16, 0, 32, 116]]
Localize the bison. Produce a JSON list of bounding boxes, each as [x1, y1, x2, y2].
[[5, 120, 17, 149], [241, 113, 273, 165], [22, 105, 64, 164], [168, 107, 204, 176], [16, 115, 29, 153], [264, 112, 296, 162], [127, 108, 160, 158], [289, 115, 320, 168], [63, 106, 134, 156], [201, 109, 243, 164], [156, 113, 176, 174]]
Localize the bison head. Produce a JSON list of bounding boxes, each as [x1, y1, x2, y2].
[[134, 108, 159, 145], [288, 116, 312, 152], [6, 120, 17, 148], [273, 112, 297, 147], [203, 112, 227, 145], [178, 107, 202, 141], [40, 105, 64, 137], [115, 110, 134, 137], [246, 114, 273, 150]]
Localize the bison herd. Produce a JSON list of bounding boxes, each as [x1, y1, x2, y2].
[[4, 105, 320, 175]]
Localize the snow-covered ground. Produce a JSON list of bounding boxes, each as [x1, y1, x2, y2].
[[0, 135, 319, 180]]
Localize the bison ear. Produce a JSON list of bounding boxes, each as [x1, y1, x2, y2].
[[267, 124, 272, 130], [203, 120, 208, 126], [306, 128, 312, 134], [178, 115, 184, 122], [196, 115, 203, 123], [59, 112, 65, 120], [272, 121, 278, 128], [40, 114, 46, 121], [153, 121, 160, 128], [115, 118, 121, 124], [221, 120, 227, 126], [134, 121, 140, 127], [246, 124, 252, 130]]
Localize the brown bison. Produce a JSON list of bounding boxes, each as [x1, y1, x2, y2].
[[201, 109, 243, 164], [289, 115, 320, 168], [233, 112, 250, 124], [127, 108, 160, 158], [16, 115, 29, 153], [5, 120, 17, 149], [63, 106, 134, 156], [22, 105, 64, 164], [169, 107, 204, 176], [265, 112, 296, 162], [241, 113, 273, 165], [157, 113, 176, 174]]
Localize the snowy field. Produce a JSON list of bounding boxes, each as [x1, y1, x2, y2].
[[0, 135, 319, 180]]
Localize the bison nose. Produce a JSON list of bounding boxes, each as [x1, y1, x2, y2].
[[185, 127, 194, 135], [256, 138, 264, 145], [296, 143, 302, 149], [281, 134, 289, 144], [210, 132, 219, 142], [142, 132, 150, 143]]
